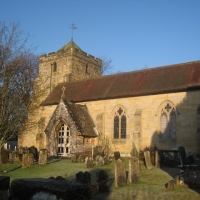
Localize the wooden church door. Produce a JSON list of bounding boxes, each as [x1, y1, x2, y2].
[[57, 124, 70, 157]]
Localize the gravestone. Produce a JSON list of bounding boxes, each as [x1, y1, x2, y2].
[[22, 153, 34, 168], [18, 147, 24, 162], [178, 146, 187, 165], [76, 171, 91, 184], [115, 159, 126, 187], [92, 146, 98, 158], [165, 180, 175, 190], [114, 151, 120, 160], [71, 154, 77, 162], [28, 146, 38, 162], [77, 155, 84, 162], [85, 157, 89, 168], [144, 151, 152, 169], [129, 157, 140, 183], [14, 156, 20, 163], [130, 142, 139, 158], [1, 147, 9, 164], [38, 149, 48, 165], [155, 150, 160, 168], [97, 170, 109, 193], [96, 155, 104, 166], [104, 156, 109, 165], [88, 157, 93, 168]]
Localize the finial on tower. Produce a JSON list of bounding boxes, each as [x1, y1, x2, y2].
[[70, 23, 77, 41]]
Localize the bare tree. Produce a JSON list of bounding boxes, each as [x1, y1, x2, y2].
[[100, 56, 113, 75], [0, 22, 39, 165]]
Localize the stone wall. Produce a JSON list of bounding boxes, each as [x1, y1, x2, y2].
[[19, 90, 200, 157]]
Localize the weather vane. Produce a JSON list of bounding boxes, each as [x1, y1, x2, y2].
[[70, 23, 77, 41]]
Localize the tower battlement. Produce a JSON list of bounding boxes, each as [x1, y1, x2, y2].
[[38, 40, 102, 97]]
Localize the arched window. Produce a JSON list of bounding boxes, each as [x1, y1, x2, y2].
[[114, 107, 126, 139], [57, 123, 70, 156], [160, 103, 176, 139]]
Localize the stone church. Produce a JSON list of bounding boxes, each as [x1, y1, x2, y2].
[[18, 39, 200, 157]]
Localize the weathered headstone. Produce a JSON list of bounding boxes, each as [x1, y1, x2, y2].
[[104, 156, 109, 165], [14, 156, 20, 163], [130, 142, 139, 158], [71, 154, 77, 162], [96, 155, 104, 166], [38, 149, 48, 165], [92, 146, 99, 158], [22, 153, 34, 168], [129, 157, 140, 183], [115, 159, 126, 187], [178, 146, 187, 165], [155, 150, 160, 168], [85, 157, 89, 168], [77, 155, 84, 162], [97, 170, 109, 193], [88, 157, 93, 168], [144, 151, 152, 169], [165, 180, 175, 190], [76, 171, 91, 184], [114, 151, 120, 160], [28, 146, 38, 162], [1, 147, 9, 164]]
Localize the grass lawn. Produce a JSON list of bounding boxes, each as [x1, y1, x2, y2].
[[1, 158, 200, 200]]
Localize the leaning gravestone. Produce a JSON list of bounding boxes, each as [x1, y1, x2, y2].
[[22, 153, 34, 168], [115, 159, 126, 187], [144, 151, 152, 169], [38, 149, 48, 165], [129, 157, 140, 183]]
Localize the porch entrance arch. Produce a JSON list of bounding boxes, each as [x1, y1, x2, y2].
[[57, 123, 70, 156]]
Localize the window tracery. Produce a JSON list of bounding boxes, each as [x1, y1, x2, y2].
[[160, 103, 176, 139], [114, 107, 126, 139]]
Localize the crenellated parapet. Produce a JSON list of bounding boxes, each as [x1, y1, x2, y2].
[[38, 40, 102, 99]]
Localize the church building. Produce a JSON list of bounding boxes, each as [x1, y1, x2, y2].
[[18, 39, 200, 157]]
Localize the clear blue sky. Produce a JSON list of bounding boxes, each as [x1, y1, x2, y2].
[[1, 0, 200, 73]]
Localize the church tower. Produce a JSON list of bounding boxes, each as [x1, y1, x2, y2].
[[38, 39, 102, 98]]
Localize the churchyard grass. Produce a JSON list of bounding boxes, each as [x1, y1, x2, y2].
[[1, 158, 200, 200]]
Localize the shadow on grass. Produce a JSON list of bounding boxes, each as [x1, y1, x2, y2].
[[6, 165, 22, 173], [65, 166, 114, 199], [46, 159, 61, 165]]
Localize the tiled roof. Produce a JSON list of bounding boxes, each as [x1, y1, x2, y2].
[[58, 39, 82, 52], [41, 61, 200, 105], [64, 99, 97, 137]]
